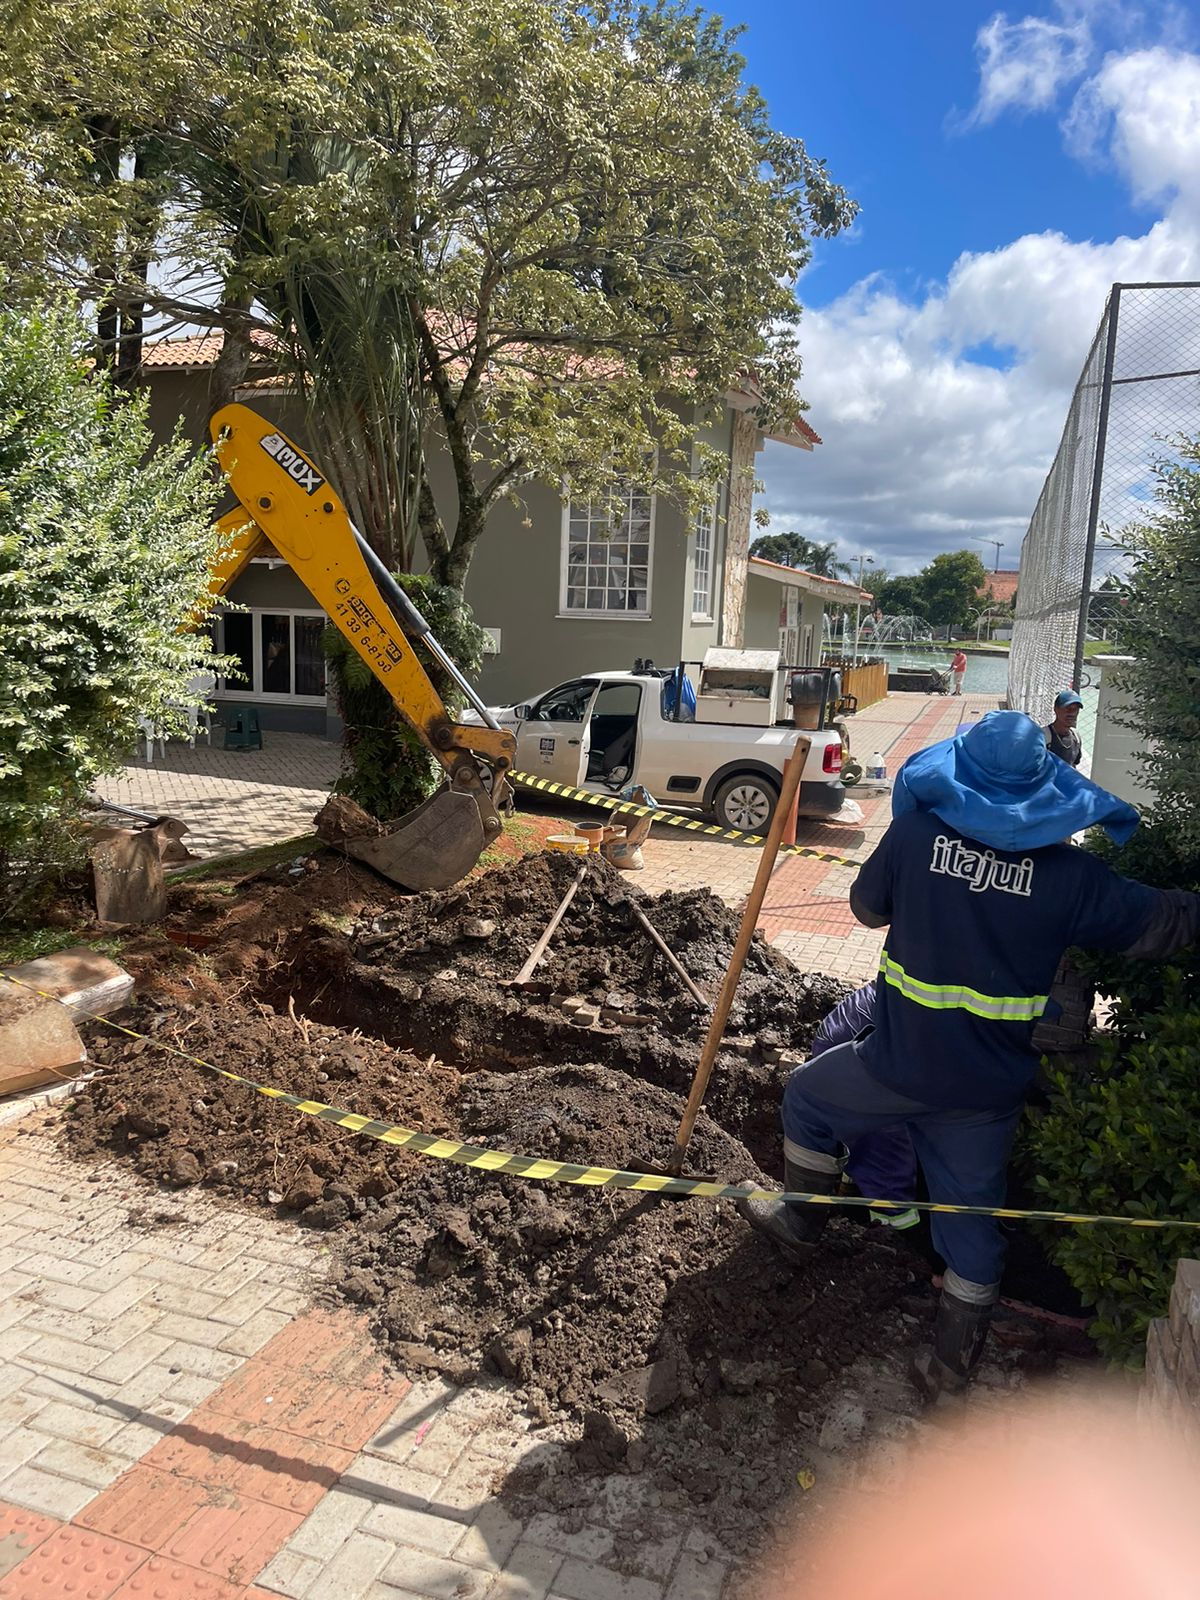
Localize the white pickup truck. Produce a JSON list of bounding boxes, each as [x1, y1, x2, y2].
[[466, 667, 854, 831]]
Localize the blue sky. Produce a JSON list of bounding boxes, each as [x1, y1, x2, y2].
[[744, 1, 1200, 573]]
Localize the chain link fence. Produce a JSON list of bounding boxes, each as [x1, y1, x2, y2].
[[1008, 281, 1200, 726]]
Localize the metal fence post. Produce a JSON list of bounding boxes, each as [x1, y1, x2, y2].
[[1073, 284, 1122, 691]]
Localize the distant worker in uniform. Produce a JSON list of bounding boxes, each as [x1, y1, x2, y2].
[[1044, 688, 1083, 766], [949, 649, 968, 696], [738, 711, 1199, 1402]]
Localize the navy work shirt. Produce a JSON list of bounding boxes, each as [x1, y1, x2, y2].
[[851, 810, 1159, 1110]]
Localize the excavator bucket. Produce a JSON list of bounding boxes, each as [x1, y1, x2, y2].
[[315, 790, 490, 892]]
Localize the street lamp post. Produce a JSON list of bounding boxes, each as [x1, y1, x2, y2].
[[851, 554, 874, 664]]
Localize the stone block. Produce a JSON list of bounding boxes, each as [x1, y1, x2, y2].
[[1169, 1259, 1200, 1346], [553, 1556, 663, 1600], [1145, 1317, 1180, 1391], [0, 985, 87, 1096], [452, 1500, 524, 1571], [302, 1533, 394, 1600], [361, 1499, 462, 1552], [665, 1553, 728, 1600], [0, 1463, 97, 1521], [1, 947, 134, 1019]]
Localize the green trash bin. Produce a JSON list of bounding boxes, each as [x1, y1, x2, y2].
[[223, 707, 264, 750]]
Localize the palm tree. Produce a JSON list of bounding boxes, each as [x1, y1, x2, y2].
[[751, 532, 851, 576]]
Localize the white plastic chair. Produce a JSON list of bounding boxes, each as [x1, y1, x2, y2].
[[137, 718, 166, 763]]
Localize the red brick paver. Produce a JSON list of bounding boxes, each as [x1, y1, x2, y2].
[[0, 1299, 411, 1600]]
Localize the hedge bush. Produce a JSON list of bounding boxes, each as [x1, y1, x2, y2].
[[0, 304, 225, 911]]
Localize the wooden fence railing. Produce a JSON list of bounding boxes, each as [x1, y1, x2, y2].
[[824, 657, 888, 710]]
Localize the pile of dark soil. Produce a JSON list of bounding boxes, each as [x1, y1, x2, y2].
[[68, 999, 459, 1227], [329, 1059, 930, 1553], [271, 851, 850, 1171], [60, 850, 1070, 1560]]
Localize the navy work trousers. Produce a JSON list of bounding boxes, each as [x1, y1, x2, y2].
[[781, 1039, 1021, 1287]]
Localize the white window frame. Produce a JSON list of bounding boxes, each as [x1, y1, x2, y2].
[[691, 493, 718, 621], [559, 479, 655, 620], [214, 607, 329, 704]]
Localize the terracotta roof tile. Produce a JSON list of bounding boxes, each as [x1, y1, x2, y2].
[[979, 569, 1020, 604], [141, 329, 281, 370]]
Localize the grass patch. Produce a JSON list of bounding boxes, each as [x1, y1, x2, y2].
[[0, 924, 127, 967]]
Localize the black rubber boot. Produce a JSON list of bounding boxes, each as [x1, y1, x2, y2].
[[734, 1157, 839, 1264], [910, 1290, 994, 1402]]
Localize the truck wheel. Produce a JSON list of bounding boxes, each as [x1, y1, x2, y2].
[[713, 773, 779, 833]]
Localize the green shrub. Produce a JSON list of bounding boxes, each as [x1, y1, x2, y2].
[[0, 303, 225, 911], [324, 573, 488, 820], [1027, 982, 1200, 1362], [1023, 439, 1200, 1362]]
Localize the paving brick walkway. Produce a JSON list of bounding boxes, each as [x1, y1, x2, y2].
[[97, 736, 342, 860], [0, 1118, 791, 1600]]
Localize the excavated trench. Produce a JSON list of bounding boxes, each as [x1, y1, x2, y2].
[[260, 850, 852, 1174], [64, 849, 1086, 1564]]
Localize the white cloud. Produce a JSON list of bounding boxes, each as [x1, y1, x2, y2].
[[968, 11, 1091, 125], [759, 41, 1200, 576], [1065, 47, 1200, 212]]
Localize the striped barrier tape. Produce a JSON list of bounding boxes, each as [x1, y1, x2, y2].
[[5, 971, 1199, 1232], [509, 771, 865, 868]]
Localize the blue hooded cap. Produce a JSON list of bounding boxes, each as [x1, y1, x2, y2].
[[892, 710, 1139, 851]]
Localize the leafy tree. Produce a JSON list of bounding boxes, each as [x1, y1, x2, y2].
[[0, 304, 225, 909], [750, 532, 849, 577], [872, 573, 927, 617], [1023, 443, 1200, 1361], [1, 0, 856, 594], [917, 549, 988, 629]]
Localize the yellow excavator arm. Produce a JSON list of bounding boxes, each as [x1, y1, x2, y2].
[[208, 404, 515, 890]]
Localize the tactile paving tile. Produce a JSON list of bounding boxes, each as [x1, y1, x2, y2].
[[109, 1556, 243, 1600], [0, 1525, 146, 1599], [198, 1359, 401, 1448], [144, 1415, 352, 1514], [74, 1469, 211, 1550], [0, 1506, 59, 1581], [159, 1493, 302, 1586]]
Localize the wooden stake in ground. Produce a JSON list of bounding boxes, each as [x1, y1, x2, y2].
[[665, 738, 810, 1174], [507, 862, 589, 986]]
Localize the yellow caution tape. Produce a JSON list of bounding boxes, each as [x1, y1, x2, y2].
[[509, 772, 864, 869], [4, 972, 1198, 1232]]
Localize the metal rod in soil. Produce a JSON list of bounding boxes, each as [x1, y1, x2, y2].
[[509, 862, 589, 986], [626, 900, 711, 1010], [665, 739, 810, 1174]]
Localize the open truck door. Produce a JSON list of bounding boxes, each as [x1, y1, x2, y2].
[[512, 680, 600, 787]]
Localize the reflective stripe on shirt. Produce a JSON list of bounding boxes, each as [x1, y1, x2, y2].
[[878, 952, 1049, 1023]]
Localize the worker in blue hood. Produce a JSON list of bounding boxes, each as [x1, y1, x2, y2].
[[738, 711, 1200, 1402]]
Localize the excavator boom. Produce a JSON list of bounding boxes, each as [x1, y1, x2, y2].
[[208, 404, 515, 891]]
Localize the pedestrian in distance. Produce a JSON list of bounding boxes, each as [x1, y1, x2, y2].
[[950, 648, 968, 696], [1044, 687, 1083, 766], [737, 711, 1200, 1402]]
